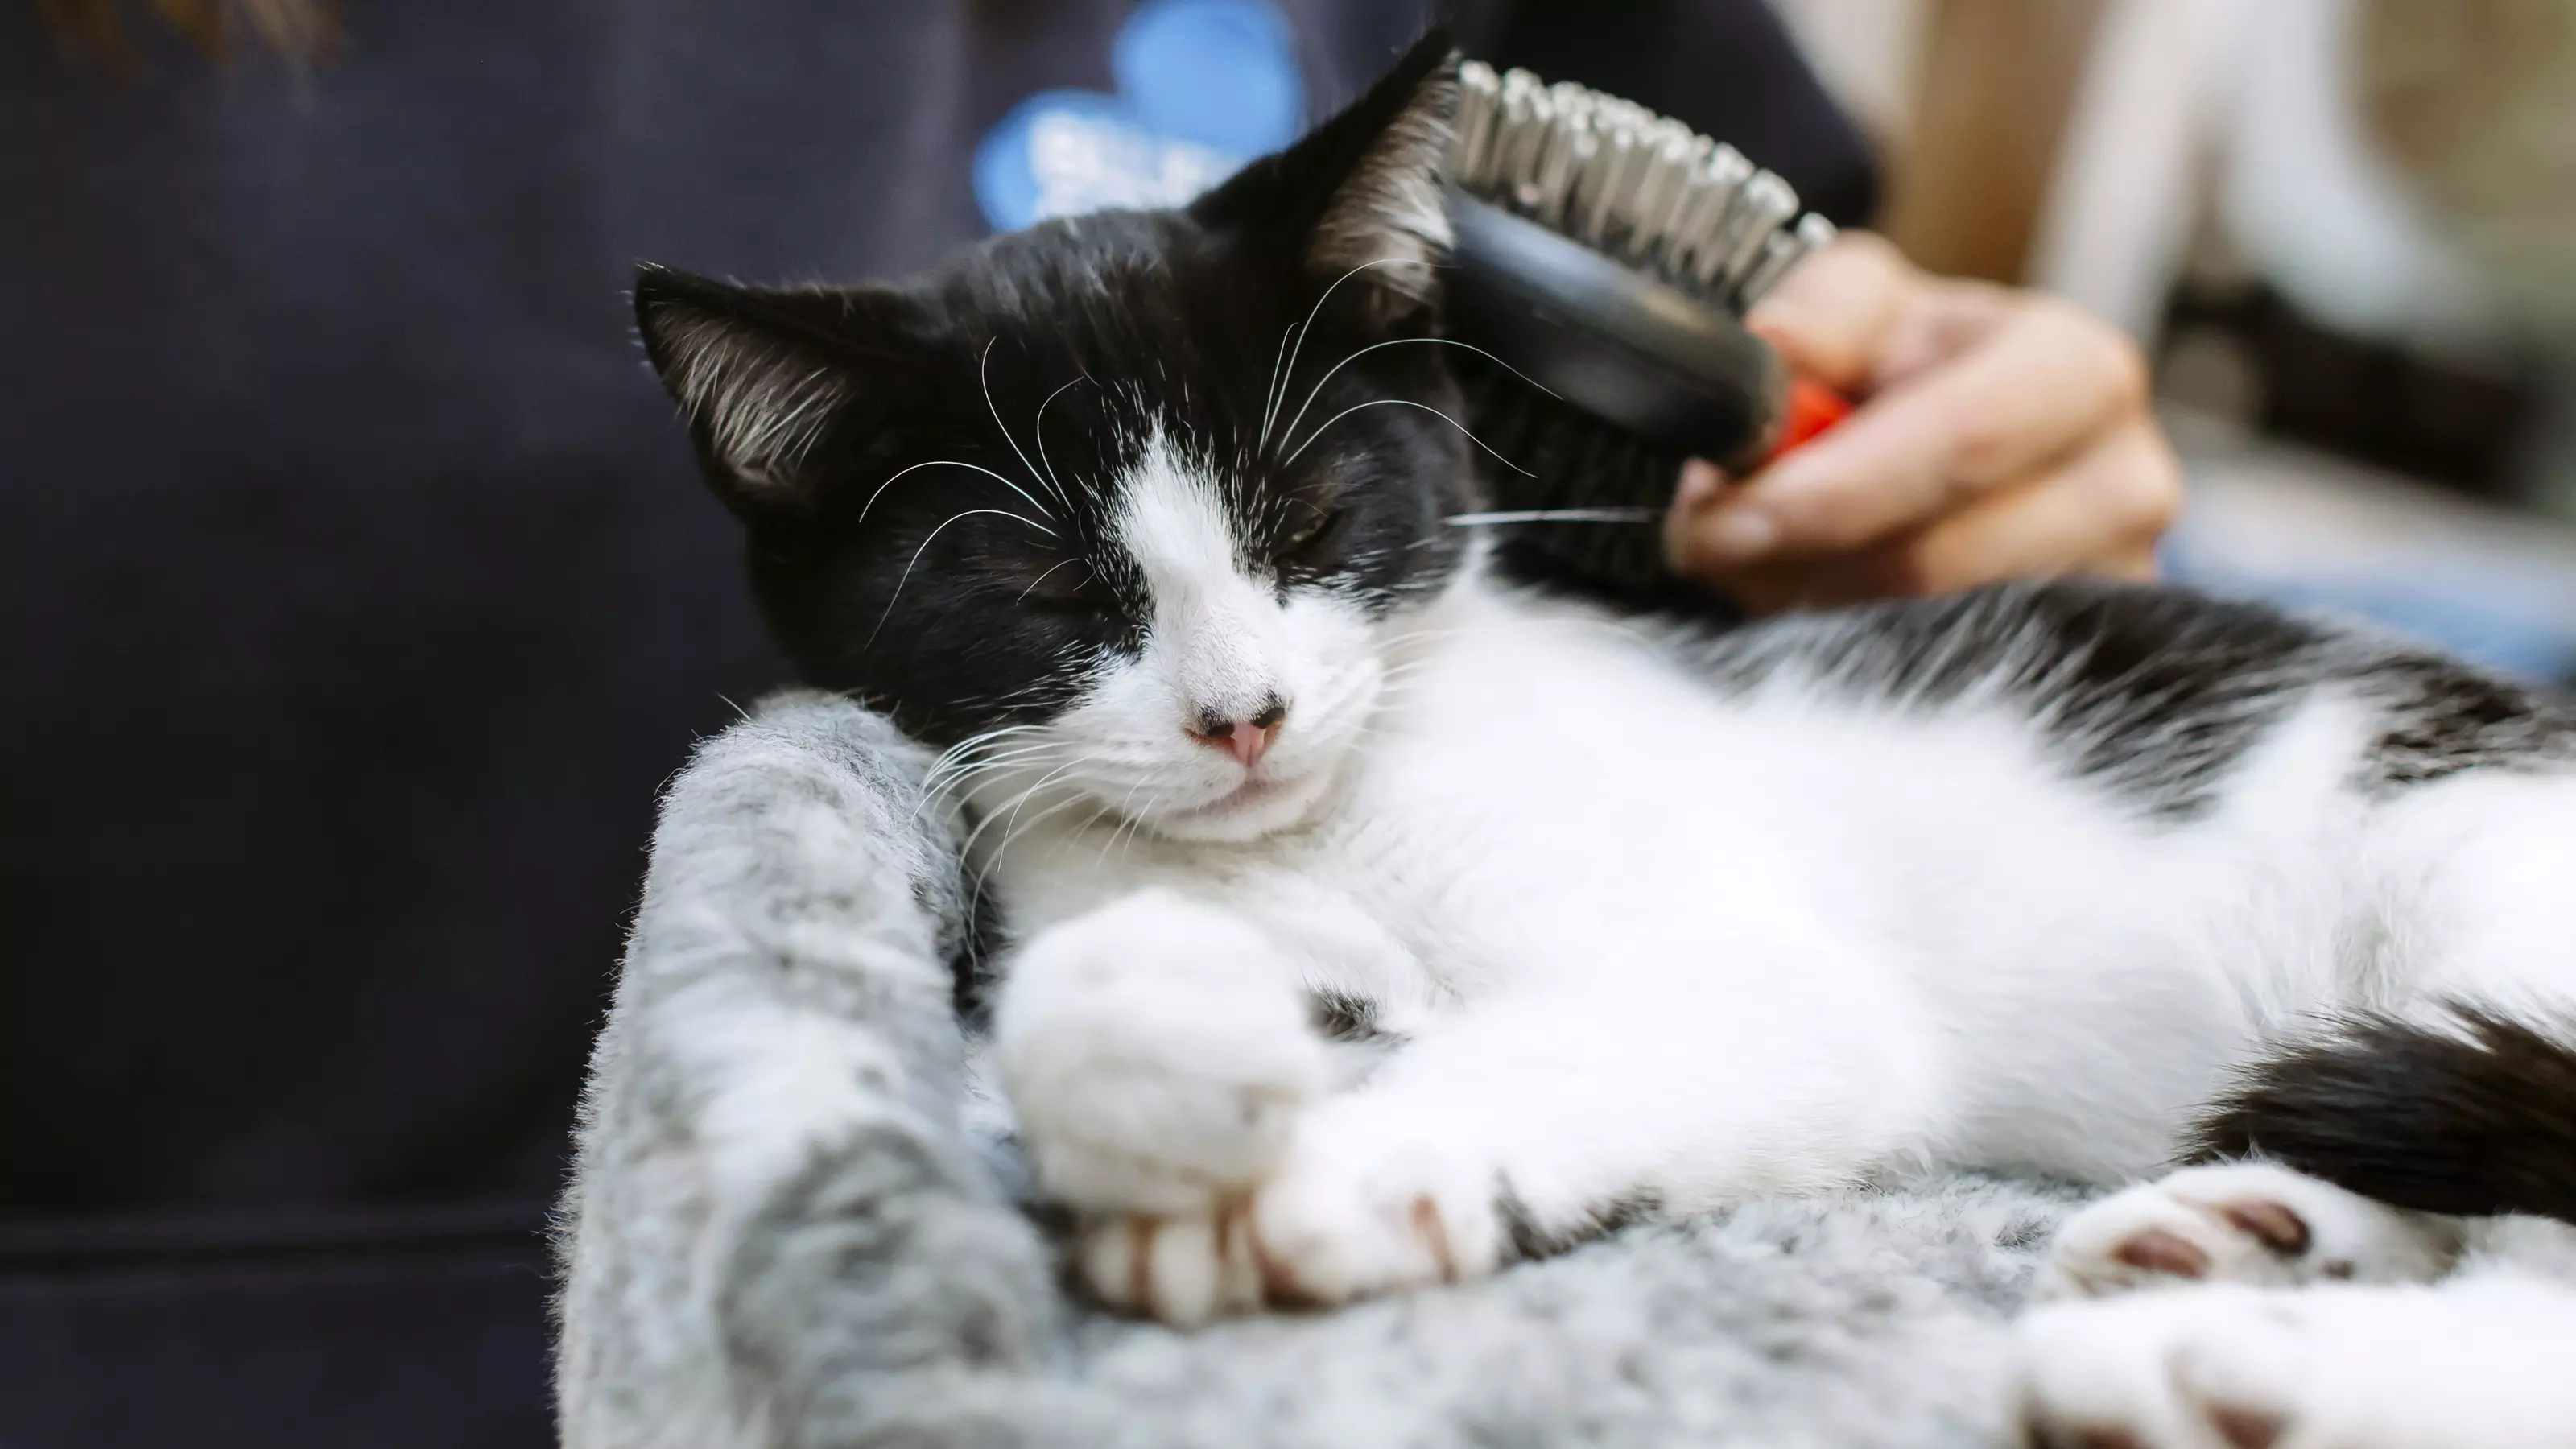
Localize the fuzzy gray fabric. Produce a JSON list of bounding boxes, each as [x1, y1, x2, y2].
[[555, 691, 2086, 1449]]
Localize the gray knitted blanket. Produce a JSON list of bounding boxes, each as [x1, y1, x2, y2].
[[554, 691, 2083, 1449]]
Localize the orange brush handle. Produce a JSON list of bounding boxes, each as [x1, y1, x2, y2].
[[1764, 374, 1854, 464]]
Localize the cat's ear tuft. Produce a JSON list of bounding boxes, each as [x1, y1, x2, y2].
[[1311, 31, 1459, 309], [1195, 28, 1459, 318], [634, 265, 884, 514]]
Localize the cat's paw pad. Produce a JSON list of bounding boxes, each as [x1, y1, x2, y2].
[[2041, 1162, 2448, 1300], [1245, 1113, 1503, 1310], [995, 893, 1326, 1215], [2013, 1290, 2311, 1449]]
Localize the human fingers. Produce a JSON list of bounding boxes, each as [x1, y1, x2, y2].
[[1672, 294, 2151, 573], [1701, 419, 2178, 611]]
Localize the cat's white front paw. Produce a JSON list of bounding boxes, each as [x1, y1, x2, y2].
[[993, 890, 1326, 1216], [1249, 1105, 1504, 1306], [2041, 1162, 2453, 1300], [1077, 1105, 1503, 1325]]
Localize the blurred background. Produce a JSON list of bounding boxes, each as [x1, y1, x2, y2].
[[1776, 0, 2576, 681], [4, 2, 2571, 1447]]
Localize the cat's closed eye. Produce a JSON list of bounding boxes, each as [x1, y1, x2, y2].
[[1279, 506, 1350, 564]]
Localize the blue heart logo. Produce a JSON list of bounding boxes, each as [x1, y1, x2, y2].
[[973, 0, 1304, 233]]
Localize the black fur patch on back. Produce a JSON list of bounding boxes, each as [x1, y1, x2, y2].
[[2363, 653, 2576, 786], [2187, 1008, 2576, 1224], [1681, 578, 2576, 820]]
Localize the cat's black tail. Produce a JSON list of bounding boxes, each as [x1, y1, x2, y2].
[[2186, 1006, 2576, 1225]]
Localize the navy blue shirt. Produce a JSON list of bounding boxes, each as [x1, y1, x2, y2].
[[0, 3, 1868, 1443]]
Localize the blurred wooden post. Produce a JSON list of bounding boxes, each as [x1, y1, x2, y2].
[[1880, 0, 2109, 283]]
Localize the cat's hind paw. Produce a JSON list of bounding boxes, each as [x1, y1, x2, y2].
[[2041, 1162, 2454, 1301], [2013, 1288, 2316, 1449], [2013, 1280, 2576, 1449]]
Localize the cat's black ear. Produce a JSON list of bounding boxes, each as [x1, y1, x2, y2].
[[633, 264, 910, 515], [1192, 27, 1459, 318]]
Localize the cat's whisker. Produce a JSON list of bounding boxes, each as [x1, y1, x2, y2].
[[980, 336, 1063, 512], [968, 795, 1118, 905], [859, 458, 1061, 532], [1259, 316, 1300, 456], [932, 741, 1072, 803], [1371, 625, 1466, 649], [1029, 374, 1088, 516], [931, 768, 1011, 819], [1016, 559, 1088, 604], [1088, 774, 1163, 871], [924, 721, 1049, 774], [1284, 398, 1536, 477], [1091, 799, 1148, 874], [1274, 337, 1562, 457], [1260, 255, 1422, 453], [1370, 659, 1449, 683], [923, 745, 1065, 806], [1114, 791, 1165, 867], [925, 754, 1012, 802], [989, 790, 1095, 863], [1373, 660, 1450, 685], [957, 760, 1091, 865], [865, 507, 1058, 649], [985, 763, 1090, 858], [933, 720, 1049, 756], [1444, 508, 1658, 526], [925, 737, 996, 780]]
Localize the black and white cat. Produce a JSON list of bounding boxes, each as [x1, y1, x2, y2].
[[637, 36, 2576, 1447]]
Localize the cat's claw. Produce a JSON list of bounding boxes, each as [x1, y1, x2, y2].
[[1077, 1201, 1268, 1326], [1249, 1109, 1504, 1307], [2041, 1162, 2454, 1300], [1080, 1109, 1503, 1324]]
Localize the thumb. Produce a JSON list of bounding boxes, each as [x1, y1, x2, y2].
[[1742, 231, 1915, 395]]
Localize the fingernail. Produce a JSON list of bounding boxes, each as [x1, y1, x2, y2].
[[1744, 296, 1808, 341], [1673, 460, 1724, 510], [1692, 507, 1778, 565]]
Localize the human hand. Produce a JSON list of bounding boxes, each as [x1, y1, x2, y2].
[[1664, 233, 2181, 612]]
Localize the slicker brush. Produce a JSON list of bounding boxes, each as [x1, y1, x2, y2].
[[1441, 59, 1852, 592]]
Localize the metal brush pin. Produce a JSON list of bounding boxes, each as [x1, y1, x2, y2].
[[1439, 60, 1851, 595], [1451, 60, 1835, 312]]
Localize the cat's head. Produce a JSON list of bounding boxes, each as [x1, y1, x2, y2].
[[636, 33, 1473, 844]]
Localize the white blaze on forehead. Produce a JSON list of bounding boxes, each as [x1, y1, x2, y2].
[[1111, 429, 1282, 718], [1111, 429, 1250, 605]]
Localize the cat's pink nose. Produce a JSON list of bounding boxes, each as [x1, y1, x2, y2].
[[1190, 699, 1287, 769]]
